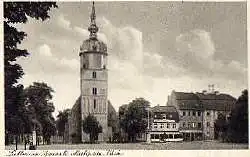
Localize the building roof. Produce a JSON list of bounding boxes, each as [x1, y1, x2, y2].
[[151, 105, 178, 113], [151, 105, 179, 122], [174, 92, 199, 100], [79, 2, 107, 54], [172, 91, 236, 111]]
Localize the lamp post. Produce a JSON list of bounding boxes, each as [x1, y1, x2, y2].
[[146, 107, 150, 143]]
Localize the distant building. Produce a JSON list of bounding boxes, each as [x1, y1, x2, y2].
[[148, 105, 183, 142], [167, 90, 236, 140]]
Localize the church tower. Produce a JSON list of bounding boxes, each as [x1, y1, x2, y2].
[[79, 2, 108, 142]]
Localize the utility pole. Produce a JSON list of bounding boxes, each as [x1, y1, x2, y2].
[[146, 107, 150, 143]]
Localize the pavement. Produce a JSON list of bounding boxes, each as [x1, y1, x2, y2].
[[5, 141, 248, 150]]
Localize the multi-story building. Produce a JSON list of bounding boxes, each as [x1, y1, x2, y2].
[[69, 2, 110, 142], [167, 90, 236, 140], [148, 105, 183, 142]]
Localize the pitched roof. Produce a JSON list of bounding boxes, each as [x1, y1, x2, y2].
[[174, 92, 199, 100], [151, 105, 178, 113], [151, 105, 179, 122], [173, 91, 236, 111], [196, 93, 236, 111]]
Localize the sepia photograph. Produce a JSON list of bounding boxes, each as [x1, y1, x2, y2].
[[3, 1, 248, 151]]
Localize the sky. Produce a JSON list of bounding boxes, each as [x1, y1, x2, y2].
[[14, 1, 247, 115]]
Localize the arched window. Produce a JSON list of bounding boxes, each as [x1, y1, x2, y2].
[[92, 71, 96, 78], [92, 88, 97, 95], [94, 99, 96, 109]]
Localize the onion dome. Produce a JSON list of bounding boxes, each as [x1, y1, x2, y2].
[[80, 2, 107, 54]]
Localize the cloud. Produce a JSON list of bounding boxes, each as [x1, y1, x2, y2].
[[174, 29, 247, 81], [59, 58, 79, 70], [57, 14, 71, 30], [38, 44, 52, 57], [73, 26, 89, 38], [16, 9, 247, 112]]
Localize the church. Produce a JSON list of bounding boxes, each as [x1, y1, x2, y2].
[[68, 2, 115, 143]]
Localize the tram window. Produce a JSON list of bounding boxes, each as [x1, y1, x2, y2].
[[150, 134, 154, 139], [160, 134, 164, 139], [169, 134, 173, 138], [155, 134, 159, 139], [175, 134, 180, 138]]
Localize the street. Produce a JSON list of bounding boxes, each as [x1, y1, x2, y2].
[[5, 141, 248, 150]]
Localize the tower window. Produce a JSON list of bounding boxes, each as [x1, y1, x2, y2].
[[94, 99, 96, 109], [183, 111, 186, 116], [93, 71, 96, 78], [193, 111, 196, 116], [92, 88, 97, 95], [198, 111, 201, 116]]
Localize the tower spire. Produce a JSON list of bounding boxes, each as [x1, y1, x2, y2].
[[88, 1, 99, 39]]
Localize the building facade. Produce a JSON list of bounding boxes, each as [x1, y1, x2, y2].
[[167, 90, 236, 140], [148, 105, 183, 142], [69, 2, 109, 142], [80, 2, 108, 142]]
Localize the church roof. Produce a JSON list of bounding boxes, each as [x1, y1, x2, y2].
[[80, 2, 107, 54]]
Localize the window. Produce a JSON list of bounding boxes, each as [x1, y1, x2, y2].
[[160, 123, 164, 128], [173, 123, 176, 128], [207, 122, 210, 127], [183, 122, 186, 127], [166, 123, 170, 128], [162, 114, 166, 119], [198, 111, 201, 116], [207, 111, 210, 116], [183, 111, 186, 116], [94, 99, 96, 109], [154, 123, 158, 128], [188, 111, 191, 116], [155, 134, 159, 139], [188, 123, 191, 128], [150, 134, 154, 139], [92, 71, 96, 78], [193, 111, 196, 116], [198, 122, 202, 128], [92, 88, 97, 95], [192, 123, 195, 128]]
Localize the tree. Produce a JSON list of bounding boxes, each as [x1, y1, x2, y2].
[[56, 109, 71, 142], [82, 114, 102, 143], [227, 89, 248, 143], [23, 82, 56, 144], [4, 2, 57, 143], [214, 113, 227, 141], [107, 101, 119, 141], [119, 98, 150, 142]]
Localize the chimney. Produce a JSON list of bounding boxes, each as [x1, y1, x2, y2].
[[202, 90, 207, 94], [214, 91, 220, 95]]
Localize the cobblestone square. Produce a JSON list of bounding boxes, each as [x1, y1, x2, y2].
[[6, 141, 248, 150]]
